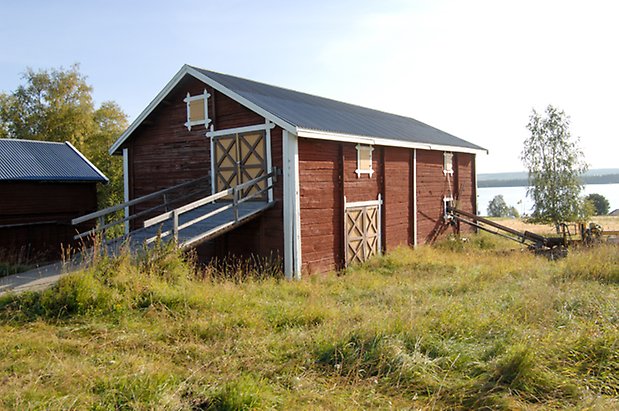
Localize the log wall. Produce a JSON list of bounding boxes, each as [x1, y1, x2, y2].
[[0, 181, 98, 259], [383, 147, 412, 250], [454, 153, 476, 234], [416, 149, 464, 243], [298, 138, 343, 273]]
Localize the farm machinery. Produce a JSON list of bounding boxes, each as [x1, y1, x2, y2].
[[444, 203, 618, 259]]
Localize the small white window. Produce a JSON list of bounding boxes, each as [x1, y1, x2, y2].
[[355, 144, 374, 177], [443, 152, 454, 175], [184, 89, 211, 131]]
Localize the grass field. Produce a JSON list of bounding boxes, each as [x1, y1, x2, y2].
[[0, 235, 617, 410]]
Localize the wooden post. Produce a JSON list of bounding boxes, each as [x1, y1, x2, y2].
[[233, 187, 239, 222], [339, 144, 345, 269], [380, 147, 386, 254], [173, 209, 179, 242], [98, 216, 105, 242]]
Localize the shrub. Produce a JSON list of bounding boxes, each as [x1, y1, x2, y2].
[[585, 193, 610, 215]]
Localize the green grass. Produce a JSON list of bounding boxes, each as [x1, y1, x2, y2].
[[0, 236, 617, 409]]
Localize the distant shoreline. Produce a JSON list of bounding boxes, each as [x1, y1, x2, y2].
[[478, 173, 619, 188]]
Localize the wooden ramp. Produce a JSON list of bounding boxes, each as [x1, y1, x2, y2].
[[73, 170, 277, 255], [118, 200, 273, 251]]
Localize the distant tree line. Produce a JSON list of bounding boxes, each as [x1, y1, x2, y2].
[[478, 173, 619, 188]]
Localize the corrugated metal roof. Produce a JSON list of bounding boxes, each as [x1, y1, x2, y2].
[[0, 139, 108, 182], [191, 66, 486, 152]]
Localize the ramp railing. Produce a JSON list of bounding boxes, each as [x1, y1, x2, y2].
[[72, 175, 211, 242], [142, 169, 277, 245]]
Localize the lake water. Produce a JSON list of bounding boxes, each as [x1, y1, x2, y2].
[[477, 183, 619, 216]]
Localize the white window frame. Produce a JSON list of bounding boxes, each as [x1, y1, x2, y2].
[[443, 152, 454, 175], [184, 89, 211, 131], [355, 144, 374, 177]]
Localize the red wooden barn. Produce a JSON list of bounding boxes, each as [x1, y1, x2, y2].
[[109, 65, 487, 278], [0, 139, 108, 260]]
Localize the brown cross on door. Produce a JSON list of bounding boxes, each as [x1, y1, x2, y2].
[[213, 131, 267, 199]]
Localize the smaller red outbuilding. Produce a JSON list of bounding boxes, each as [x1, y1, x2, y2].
[[0, 139, 108, 261]]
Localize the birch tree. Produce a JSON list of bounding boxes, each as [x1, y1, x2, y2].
[[521, 105, 588, 225]]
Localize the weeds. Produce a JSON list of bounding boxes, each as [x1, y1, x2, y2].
[[0, 247, 39, 277], [0, 262, 30, 277], [200, 252, 283, 283]]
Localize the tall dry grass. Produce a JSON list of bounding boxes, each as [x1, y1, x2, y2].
[[0, 233, 617, 409]]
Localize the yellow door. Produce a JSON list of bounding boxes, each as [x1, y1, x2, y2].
[[213, 131, 267, 199], [345, 203, 380, 266]]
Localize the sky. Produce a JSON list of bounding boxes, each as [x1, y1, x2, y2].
[[1, 0, 618, 174]]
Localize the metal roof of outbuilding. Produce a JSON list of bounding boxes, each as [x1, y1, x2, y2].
[[0, 139, 108, 182], [191, 67, 486, 152]]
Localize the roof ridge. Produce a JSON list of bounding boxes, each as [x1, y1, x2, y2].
[[189, 65, 481, 149], [0, 138, 67, 145], [190, 65, 428, 123]]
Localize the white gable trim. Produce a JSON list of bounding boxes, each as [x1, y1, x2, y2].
[[296, 128, 488, 155], [109, 66, 190, 155], [186, 67, 296, 134], [109, 65, 296, 155], [65, 141, 109, 182]]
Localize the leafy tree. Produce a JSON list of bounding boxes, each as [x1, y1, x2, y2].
[[0, 65, 127, 209], [521, 105, 588, 225], [585, 193, 610, 215], [487, 195, 520, 218]]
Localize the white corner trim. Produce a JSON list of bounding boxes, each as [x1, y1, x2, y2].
[[64, 141, 109, 182], [283, 129, 293, 279], [265, 119, 273, 203], [283, 130, 302, 280], [292, 136, 302, 278], [209, 124, 215, 194], [413, 148, 418, 247], [296, 128, 488, 155], [123, 148, 130, 235]]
